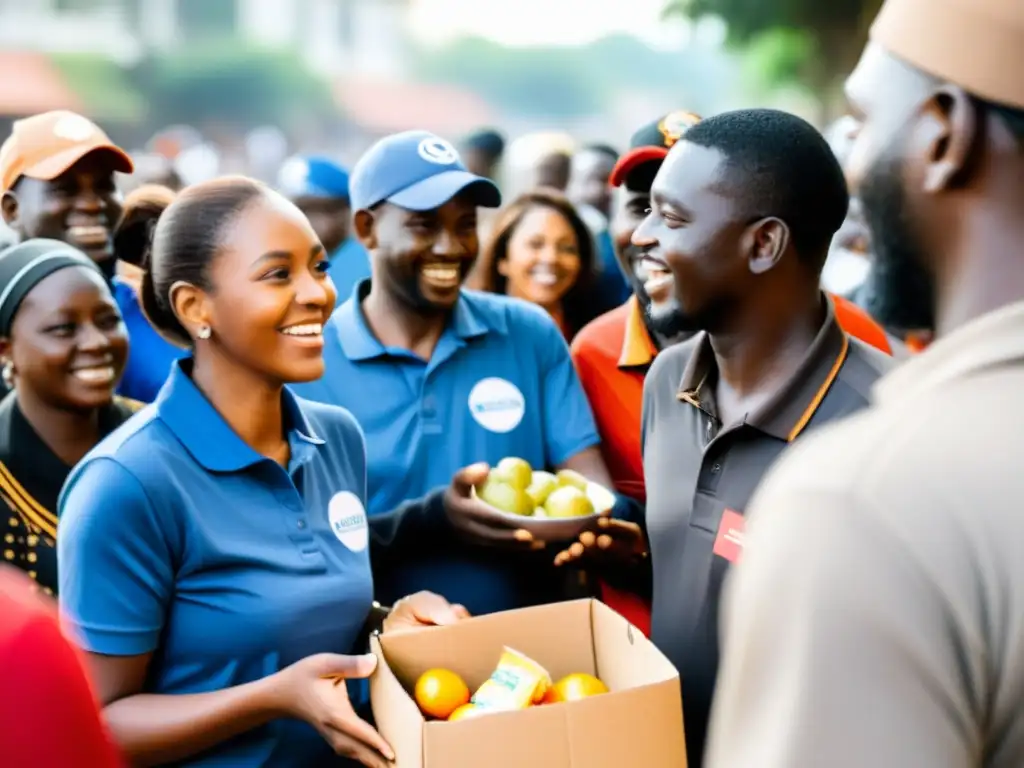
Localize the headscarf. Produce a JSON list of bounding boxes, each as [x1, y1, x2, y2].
[[0, 239, 103, 336]]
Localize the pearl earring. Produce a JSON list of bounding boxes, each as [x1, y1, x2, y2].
[[1, 361, 13, 389], [197, 325, 211, 340]]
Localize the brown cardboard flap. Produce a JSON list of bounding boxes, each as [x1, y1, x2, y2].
[[565, 682, 686, 766], [370, 633, 424, 766], [591, 600, 678, 689]]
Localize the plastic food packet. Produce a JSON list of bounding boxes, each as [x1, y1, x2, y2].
[[471, 647, 552, 711]]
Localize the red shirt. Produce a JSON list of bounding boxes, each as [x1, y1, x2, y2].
[[0, 568, 123, 768], [570, 294, 894, 636]]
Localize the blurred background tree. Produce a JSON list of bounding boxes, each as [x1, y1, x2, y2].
[[134, 43, 335, 133], [415, 33, 741, 120], [664, 0, 884, 118]]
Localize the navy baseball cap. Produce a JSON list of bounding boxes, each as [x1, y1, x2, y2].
[[609, 110, 702, 189], [349, 130, 502, 212]]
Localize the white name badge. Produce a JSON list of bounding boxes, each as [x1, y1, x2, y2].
[[328, 491, 368, 552], [467, 377, 526, 433]]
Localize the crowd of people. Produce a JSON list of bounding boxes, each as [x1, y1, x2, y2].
[[1, 0, 1022, 765]]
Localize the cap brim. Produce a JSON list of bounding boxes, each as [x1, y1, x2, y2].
[[609, 147, 669, 188], [23, 142, 134, 183], [388, 170, 502, 211]]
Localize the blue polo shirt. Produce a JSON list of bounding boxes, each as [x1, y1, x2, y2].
[[113, 278, 187, 402], [290, 282, 600, 615], [327, 238, 371, 307], [58, 360, 374, 768]]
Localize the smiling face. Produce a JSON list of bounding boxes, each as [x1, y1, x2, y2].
[[612, 183, 653, 296], [498, 204, 582, 310], [631, 141, 753, 335], [196, 192, 337, 384], [1, 152, 124, 276], [4, 266, 127, 411], [359, 192, 479, 314]]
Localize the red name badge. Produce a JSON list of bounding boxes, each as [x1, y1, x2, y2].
[[713, 509, 745, 564]]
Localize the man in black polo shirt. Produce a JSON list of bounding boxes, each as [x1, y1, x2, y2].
[[557, 108, 894, 766]]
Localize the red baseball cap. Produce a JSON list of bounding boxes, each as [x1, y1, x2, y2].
[[609, 110, 702, 189], [0, 110, 133, 194]]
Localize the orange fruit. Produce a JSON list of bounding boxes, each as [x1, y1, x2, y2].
[[543, 673, 609, 704], [448, 703, 485, 721], [414, 668, 470, 719]]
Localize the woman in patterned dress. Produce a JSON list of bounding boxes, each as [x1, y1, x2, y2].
[[0, 239, 136, 595]]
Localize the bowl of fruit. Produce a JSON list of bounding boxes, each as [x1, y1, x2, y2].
[[470, 457, 616, 540]]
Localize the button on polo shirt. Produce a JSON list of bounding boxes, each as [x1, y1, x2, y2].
[[58, 360, 374, 768], [291, 281, 600, 615], [640, 296, 893, 767]]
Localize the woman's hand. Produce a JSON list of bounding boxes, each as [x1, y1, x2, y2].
[[270, 653, 394, 767], [384, 591, 470, 635]]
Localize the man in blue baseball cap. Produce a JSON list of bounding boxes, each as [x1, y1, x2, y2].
[[293, 129, 615, 616], [277, 154, 369, 302]]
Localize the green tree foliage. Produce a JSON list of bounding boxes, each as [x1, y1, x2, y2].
[[665, 0, 883, 105]]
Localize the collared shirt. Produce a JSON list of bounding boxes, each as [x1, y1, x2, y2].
[[570, 293, 895, 639], [291, 281, 600, 615], [113, 278, 187, 403], [640, 296, 893, 767], [58, 360, 374, 768], [326, 238, 371, 308], [706, 301, 1024, 768], [0, 393, 139, 595]]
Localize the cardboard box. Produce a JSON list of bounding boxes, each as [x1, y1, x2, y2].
[[370, 598, 686, 767]]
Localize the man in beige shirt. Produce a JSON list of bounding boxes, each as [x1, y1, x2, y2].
[[705, 0, 1024, 766]]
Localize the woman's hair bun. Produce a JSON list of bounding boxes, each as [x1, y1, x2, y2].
[[114, 184, 177, 270]]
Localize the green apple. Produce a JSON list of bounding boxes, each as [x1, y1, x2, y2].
[[526, 471, 558, 506], [543, 486, 595, 519], [480, 479, 535, 516], [555, 469, 588, 492], [492, 457, 533, 490]]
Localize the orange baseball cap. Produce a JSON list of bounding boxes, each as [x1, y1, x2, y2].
[[0, 110, 134, 194]]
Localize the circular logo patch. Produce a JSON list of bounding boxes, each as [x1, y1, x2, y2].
[[52, 114, 97, 142], [467, 377, 526, 433], [328, 491, 368, 552], [417, 137, 459, 165]]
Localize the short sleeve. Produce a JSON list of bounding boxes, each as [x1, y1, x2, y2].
[[58, 458, 176, 656], [705, 473, 978, 768], [531, 309, 599, 466]]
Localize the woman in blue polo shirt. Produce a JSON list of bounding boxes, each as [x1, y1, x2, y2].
[[58, 176, 465, 768]]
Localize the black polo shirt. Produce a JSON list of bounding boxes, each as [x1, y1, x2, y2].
[[640, 298, 893, 767]]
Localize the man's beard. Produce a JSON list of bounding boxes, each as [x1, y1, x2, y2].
[[857, 137, 936, 333], [625, 245, 697, 344], [646, 299, 700, 341]]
